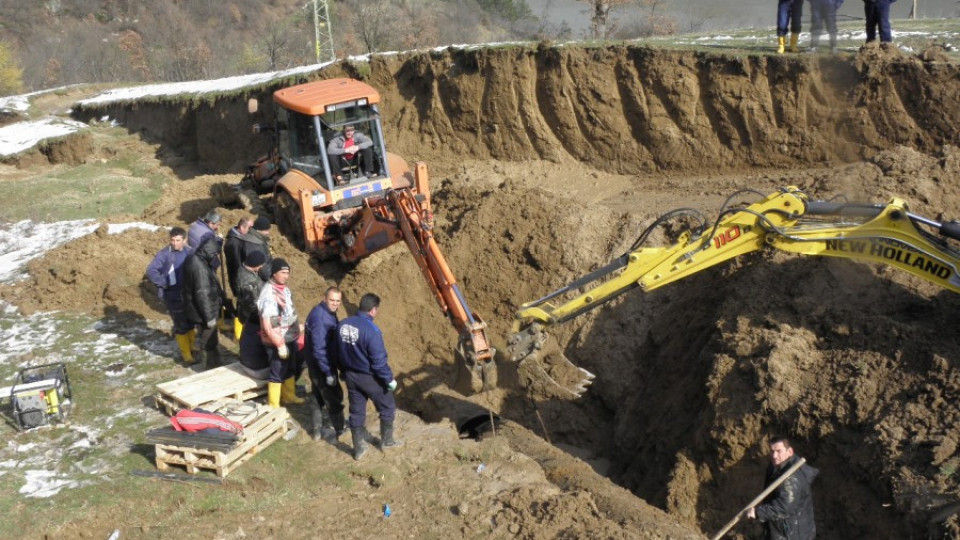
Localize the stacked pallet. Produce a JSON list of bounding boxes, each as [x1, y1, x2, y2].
[[150, 363, 290, 478], [150, 406, 290, 477]]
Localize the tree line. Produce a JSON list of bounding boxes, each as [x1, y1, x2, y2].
[[0, 0, 681, 95]]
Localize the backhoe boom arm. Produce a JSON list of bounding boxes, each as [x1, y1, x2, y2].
[[508, 186, 960, 394]]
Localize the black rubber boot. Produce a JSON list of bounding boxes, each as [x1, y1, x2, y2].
[[309, 396, 324, 441], [331, 411, 346, 438], [380, 420, 403, 448], [317, 408, 336, 443], [351, 427, 368, 460]]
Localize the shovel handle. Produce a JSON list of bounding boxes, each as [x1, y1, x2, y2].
[[710, 457, 806, 540]]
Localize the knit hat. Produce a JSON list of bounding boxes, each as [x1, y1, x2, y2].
[[244, 250, 267, 268], [252, 216, 271, 231], [203, 210, 222, 224], [270, 258, 290, 276]]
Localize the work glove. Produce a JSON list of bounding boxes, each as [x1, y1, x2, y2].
[[325, 375, 337, 387], [386, 379, 397, 392], [206, 319, 217, 329], [277, 344, 289, 359]]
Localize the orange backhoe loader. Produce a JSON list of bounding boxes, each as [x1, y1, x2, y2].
[[245, 78, 495, 391]]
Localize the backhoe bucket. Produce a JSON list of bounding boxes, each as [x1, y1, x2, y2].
[[454, 339, 498, 394], [507, 324, 595, 399]]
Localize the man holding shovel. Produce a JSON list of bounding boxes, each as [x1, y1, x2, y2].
[[747, 436, 819, 540]]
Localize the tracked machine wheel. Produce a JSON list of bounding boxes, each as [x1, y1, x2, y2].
[[274, 190, 306, 251]]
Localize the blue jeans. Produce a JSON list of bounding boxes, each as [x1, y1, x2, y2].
[[777, 0, 803, 36], [865, 0, 893, 43], [344, 371, 396, 428]]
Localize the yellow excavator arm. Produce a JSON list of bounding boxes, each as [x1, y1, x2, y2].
[[508, 186, 960, 397]]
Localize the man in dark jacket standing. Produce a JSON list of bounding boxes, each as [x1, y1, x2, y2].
[[748, 436, 819, 540], [236, 251, 269, 378], [224, 216, 253, 339], [337, 293, 399, 460], [304, 286, 346, 443], [223, 216, 252, 297], [146, 227, 195, 364], [181, 235, 225, 369], [240, 216, 273, 281]]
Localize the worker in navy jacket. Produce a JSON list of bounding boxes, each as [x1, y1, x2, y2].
[[336, 293, 400, 459]]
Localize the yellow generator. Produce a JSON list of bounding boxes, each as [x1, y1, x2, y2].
[[4, 363, 73, 430]]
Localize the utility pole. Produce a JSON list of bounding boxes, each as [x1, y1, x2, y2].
[[310, 0, 336, 63], [908, 0, 918, 19]]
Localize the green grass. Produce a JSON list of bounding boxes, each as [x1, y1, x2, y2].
[[0, 125, 168, 223]]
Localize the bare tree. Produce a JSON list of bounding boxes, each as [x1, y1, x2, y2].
[[346, 0, 398, 54], [577, 0, 636, 39]]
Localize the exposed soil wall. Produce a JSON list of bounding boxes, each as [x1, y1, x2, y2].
[[73, 44, 960, 176]]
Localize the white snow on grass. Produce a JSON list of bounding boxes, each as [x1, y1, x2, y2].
[[19, 469, 83, 498], [0, 220, 161, 283], [0, 117, 90, 157]]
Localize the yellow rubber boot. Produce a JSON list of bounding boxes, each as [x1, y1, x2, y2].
[[790, 33, 799, 53], [777, 36, 786, 54], [234, 318, 244, 340], [175, 333, 195, 364], [281, 377, 305, 405], [267, 382, 282, 408]]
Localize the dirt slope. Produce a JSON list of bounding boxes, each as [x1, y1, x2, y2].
[[7, 43, 960, 537]]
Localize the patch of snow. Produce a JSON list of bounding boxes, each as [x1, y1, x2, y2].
[[108, 222, 161, 234], [0, 220, 165, 283], [19, 469, 81, 498], [0, 117, 90, 157]]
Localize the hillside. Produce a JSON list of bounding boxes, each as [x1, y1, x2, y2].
[[1, 40, 959, 538]]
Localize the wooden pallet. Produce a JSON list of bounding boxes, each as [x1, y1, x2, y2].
[[154, 406, 290, 477], [155, 362, 266, 415]]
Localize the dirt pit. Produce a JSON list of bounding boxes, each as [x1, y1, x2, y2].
[[5, 142, 960, 538]]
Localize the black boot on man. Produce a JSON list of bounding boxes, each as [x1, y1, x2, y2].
[[331, 411, 346, 438], [380, 420, 403, 449], [316, 409, 337, 443], [351, 427, 369, 460]]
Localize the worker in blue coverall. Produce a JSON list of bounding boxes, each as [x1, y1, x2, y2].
[[336, 292, 400, 460], [776, 0, 804, 53], [304, 286, 347, 443]]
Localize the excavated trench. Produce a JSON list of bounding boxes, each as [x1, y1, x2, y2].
[[61, 43, 960, 537]]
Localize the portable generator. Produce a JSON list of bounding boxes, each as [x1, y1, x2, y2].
[[4, 363, 73, 430]]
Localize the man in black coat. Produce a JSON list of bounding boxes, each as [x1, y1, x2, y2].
[[181, 235, 226, 369], [240, 216, 273, 281], [748, 436, 819, 540]]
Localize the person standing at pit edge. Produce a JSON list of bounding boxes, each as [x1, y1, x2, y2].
[[776, 0, 804, 53], [747, 436, 819, 540], [337, 293, 400, 460], [146, 227, 195, 364], [257, 258, 305, 408], [809, 0, 843, 53], [864, 0, 897, 45], [304, 286, 347, 443]]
